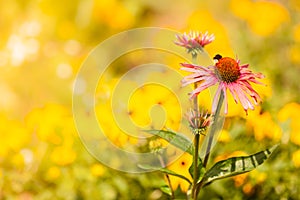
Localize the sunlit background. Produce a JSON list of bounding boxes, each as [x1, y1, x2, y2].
[[1, 0, 300, 199]]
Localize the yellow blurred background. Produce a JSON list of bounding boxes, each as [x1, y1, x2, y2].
[[1, 0, 300, 199]]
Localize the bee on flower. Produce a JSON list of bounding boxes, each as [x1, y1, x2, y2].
[[181, 54, 264, 114]]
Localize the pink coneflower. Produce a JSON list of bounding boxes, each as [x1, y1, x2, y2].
[[175, 31, 215, 55], [181, 54, 264, 114]]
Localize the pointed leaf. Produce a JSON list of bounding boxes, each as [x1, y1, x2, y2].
[[138, 164, 192, 185], [145, 130, 194, 155], [160, 185, 172, 196], [201, 144, 278, 186]]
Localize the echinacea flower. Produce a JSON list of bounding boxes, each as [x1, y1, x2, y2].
[[181, 54, 264, 114], [175, 31, 215, 56], [187, 109, 211, 135]]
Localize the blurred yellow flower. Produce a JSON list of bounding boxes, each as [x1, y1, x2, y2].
[[288, 122, 300, 145], [11, 153, 25, 169], [57, 21, 76, 40], [246, 109, 282, 141], [25, 103, 69, 144], [128, 85, 161, 128], [293, 23, 300, 42], [278, 102, 300, 145], [292, 149, 300, 168], [46, 166, 61, 181], [93, 0, 134, 29], [217, 129, 231, 143], [50, 145, 77, 166], [290, 0, 300, 11], [234, 173, 248, 187], [187, 10, 234, 56], [252, 77, 272, 99], [226, 92, 246, 117], [96, 101, 139, 147], [230, 0, 252, 20], [278, 102, 300, 121], [149, 137, 169, 153], [0, 82, 17, 111], [0, 115, 29, 157], [249, 1, 289, 36], [242, 182, 254, 195], [289, 45, 300, 64], [132, 84, 181, 130], [167, 152, 192, 192], [197, 89, 213, 112], [95, 67, 186, 148], [214, 150, 248, 163], [90, 163, 106, 177], [231, 0, 290, 36], [250, 170, 267, 184]]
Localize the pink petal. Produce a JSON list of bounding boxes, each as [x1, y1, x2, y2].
[[222, 85, 228, 114], [190, 78, 218, 99], [234, 86, 254, 111], [227, 83, 239, 104], [212, 85, 222, 113]]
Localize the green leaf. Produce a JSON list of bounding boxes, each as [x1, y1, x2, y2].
[[160, 185, 172, 196], [189, 158, 205, 181], [138, 164, 192, 185], [145, 130, 194, 155], [201, 144, 279, 186]]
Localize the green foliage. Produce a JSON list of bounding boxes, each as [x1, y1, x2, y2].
[[188, 158, 205, 181], [201, 144, 279, 187], [138, 164, 192, 185], [145, 130, 194, 156]]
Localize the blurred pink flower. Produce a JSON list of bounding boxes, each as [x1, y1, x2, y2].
[[181, 54, 264, 114], [175, 31, 214, 55]]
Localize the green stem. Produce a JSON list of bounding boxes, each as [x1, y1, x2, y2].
[[158, 155, 175, 199], [191, 55, 200, 200], [192, 133, 200, 199], [193, 91, 224, 199], [203, 90, 224, 168]]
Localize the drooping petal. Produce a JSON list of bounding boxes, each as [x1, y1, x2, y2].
[[227, 83, 240, 104], [238, 81, 261, 103], [212, 84, 223, 113], [234, 86, 255, 111], [182, 76, 205, 86], [190, 77, 218, 98], [221, 84, 228, 114]]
